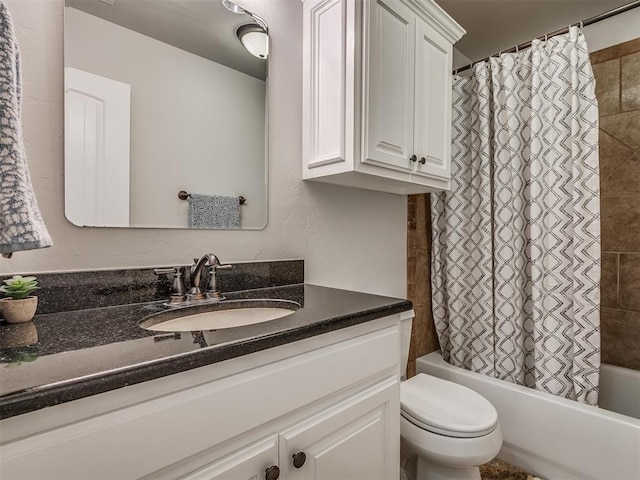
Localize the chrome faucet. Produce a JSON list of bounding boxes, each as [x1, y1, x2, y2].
[[189, 254, 233, 301]]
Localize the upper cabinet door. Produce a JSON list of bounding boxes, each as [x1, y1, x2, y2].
[[303, 0, 356, 173], [364, 0, 416, 172], [413, 20, 453, 180]]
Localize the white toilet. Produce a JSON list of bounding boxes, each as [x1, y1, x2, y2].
[[400, 316, 503, 480]]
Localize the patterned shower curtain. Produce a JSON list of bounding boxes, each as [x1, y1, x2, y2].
[[431, 27, 601, 405]]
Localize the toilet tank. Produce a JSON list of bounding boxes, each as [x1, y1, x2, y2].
[[400, 311, 415, 380]]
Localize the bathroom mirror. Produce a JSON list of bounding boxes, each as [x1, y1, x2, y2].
[[63, 0, 268, 229]]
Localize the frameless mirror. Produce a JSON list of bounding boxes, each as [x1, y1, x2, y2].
[[64, 0, 268, 229]]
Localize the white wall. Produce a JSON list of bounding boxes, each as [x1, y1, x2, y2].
[[452, 8, 640, 70], [65, 7, 267, 229], [583, 6, 640, 52], [0, 0, 408, 298], [452, 47, 471, 70]]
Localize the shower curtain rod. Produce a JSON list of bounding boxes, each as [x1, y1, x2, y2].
[[452, 0, 640, 74]]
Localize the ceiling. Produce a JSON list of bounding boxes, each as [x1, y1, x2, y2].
[[434, 0, 633, 64], [65, 0, 635, 78], [66, 0, 267, 80]]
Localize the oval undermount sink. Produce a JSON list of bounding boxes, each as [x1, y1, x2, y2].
[[139, 300, 300, 332]]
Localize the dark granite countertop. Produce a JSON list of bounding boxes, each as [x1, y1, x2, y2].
[[0, 284, 411, 419]]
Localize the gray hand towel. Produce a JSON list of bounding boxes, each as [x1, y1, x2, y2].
[[0, 1, 52, 258], [188, 194, 240, 229]]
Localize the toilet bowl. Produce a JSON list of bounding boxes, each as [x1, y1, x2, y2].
[[399, 312, 502, 480], [400, 373, 503, 480]]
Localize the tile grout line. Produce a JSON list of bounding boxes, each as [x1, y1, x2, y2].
[[616, 252, 620, 309]]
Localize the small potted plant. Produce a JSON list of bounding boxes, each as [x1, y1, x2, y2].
[[0, 275, 40, 324]]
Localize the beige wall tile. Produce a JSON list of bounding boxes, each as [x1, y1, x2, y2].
[[600, 110, 640, 149], [601, 194, 640, 252], [406, 281, 416, 306], [407, 194, 434, 368], [414, 254, 430, 306], [406, 359, 416, 379], [601, 253, 619, 308], [598, 130, 634, 190], [595, 38, 640, 372], [407, 257, 416, 285], [601, 308, 640, 370], [591, 38, 640, 65], [413, 304, 439, 358], [407, 224, 417, 255], [593, 59, 620, 115], [414, 195, 429, 250], [622, 51, 640, 111], [619, 253, 640, 311], [601, 150, 640, 195]]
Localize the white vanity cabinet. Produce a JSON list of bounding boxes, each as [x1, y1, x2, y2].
[[0, 313, 411, 480], [302, 0, 465, 194]]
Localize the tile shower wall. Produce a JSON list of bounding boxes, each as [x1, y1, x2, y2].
[[592, 38, 640, 371], [406, 194, 439, 377]]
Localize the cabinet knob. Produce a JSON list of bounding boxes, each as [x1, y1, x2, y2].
[[292, 451, 307, 468], [410, 155, 417, 163], [265, 465, 280, 480], [419, 157, 426, 165]]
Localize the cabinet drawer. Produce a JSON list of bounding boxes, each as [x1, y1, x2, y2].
[[0, 326, 399, 479]]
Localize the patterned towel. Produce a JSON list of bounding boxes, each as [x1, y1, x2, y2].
[[188, 194, 240, 229], [0, 1, 52, 257]]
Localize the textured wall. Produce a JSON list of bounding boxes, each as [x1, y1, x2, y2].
[[592, 38, 640, 371], [0, 0, 407, 299]]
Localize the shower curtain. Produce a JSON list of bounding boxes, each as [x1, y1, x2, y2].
[[431, 27, 601, 405]]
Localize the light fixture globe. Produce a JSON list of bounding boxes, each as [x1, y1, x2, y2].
[[236, 23, 269, 59]]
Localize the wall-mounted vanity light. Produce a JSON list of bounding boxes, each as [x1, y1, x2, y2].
[[222, 0, 269, 59]]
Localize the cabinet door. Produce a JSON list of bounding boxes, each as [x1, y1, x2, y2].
[[364, 0, 415, 173], [179, 436, 278, 480], [303, 0, 356, 174], [279, 378, 399, 480], [413, 19, 453, 180]]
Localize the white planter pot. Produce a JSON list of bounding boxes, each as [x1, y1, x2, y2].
[[0, 296, 38, 324]]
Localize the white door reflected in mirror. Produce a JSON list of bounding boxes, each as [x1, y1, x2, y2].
[[65, 68, 131, 227]]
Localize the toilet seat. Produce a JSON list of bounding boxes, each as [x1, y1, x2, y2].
[[401, 374, 498, 438]]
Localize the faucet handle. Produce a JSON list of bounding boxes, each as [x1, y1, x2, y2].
[[154, 267, 187, 303], [207, 263, 233, 298]]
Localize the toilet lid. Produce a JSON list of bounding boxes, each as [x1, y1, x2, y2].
[[401, 374, 498, 438]]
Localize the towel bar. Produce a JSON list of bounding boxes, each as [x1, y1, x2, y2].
[[178, 190, 246, 205]]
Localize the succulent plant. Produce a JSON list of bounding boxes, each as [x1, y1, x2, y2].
[[0, 275, 40, 300]]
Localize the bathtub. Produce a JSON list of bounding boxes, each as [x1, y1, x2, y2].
[[416, 352, 640, 480]]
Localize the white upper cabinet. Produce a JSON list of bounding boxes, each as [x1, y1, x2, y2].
[[303, 0, 465, 195]]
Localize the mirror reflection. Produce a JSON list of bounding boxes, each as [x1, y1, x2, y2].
[[64, 0, 268, 230]]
